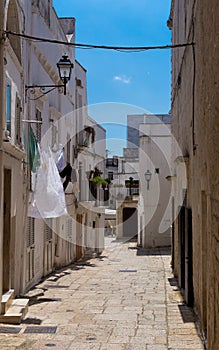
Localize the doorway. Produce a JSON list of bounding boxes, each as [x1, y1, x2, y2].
[[185, 207, 193, 306], [44, 219, 53, 275], [122, 208, 138, 239], [3, 169, 12, 293], [178, 205, 185, 291]]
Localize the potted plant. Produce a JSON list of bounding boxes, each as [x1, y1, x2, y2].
[[90, 176, 107, 187]]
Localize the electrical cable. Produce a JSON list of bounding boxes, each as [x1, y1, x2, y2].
[[4, 30, 194, 52]]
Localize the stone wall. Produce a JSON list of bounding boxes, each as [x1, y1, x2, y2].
[[170, 0, 219, 348]]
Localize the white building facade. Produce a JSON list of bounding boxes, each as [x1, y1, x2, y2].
[[114, 114, 172, 246], [0, 0, 106, 322], [139, 121, 172, 248]]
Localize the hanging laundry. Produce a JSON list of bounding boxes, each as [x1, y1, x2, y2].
[[28, 149, 67, 218], [28, 126, 41, 172], [52, 144, 65, 172]]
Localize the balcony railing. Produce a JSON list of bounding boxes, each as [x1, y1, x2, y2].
[[79, 186, 110, 206], [106, 158, 118, 167]]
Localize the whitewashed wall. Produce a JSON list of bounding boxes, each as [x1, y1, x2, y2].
[[139, 123, 172, 247]]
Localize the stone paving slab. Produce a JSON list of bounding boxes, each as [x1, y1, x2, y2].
[[0, 239, 204, 349]]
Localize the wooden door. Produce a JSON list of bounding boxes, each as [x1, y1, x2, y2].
[[122, 207, 138, 239], [178, 206, 185, 291], [3, 169, 12, 292], [26, 217, 35, 284]]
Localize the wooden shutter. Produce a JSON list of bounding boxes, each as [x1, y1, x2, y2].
[[35, 108, 42, 142], [45, 218, 53, 241], [15, 93, 22, 145], [26, 217, 35, 247]]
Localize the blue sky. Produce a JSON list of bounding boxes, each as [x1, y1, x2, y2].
[[53, 0, 171, 155]]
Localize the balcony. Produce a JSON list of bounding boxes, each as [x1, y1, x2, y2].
[[106, 157, 118, 168], [76, 126, 95, 153]]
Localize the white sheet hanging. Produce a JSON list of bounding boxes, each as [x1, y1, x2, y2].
[[28, 149, 67, 218]]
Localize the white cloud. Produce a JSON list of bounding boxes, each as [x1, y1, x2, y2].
[[113, 75, 131, 84]]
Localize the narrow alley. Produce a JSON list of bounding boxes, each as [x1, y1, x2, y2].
[[0, 239, 204, 350]]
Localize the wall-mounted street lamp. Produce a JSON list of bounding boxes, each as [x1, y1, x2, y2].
[[144, 169, 152, 190], [56, 54, 73, 95], [25, 54, 73, 98]]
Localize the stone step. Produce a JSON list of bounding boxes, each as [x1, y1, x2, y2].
[[0, 298, 29, 324], [1, 289, 15, 314]]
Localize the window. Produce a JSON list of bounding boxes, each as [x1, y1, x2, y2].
[[6, 79, 11, 135], [106, 158, 118, 167], [15, 94, 22, 145], [108, 171, 114, 181]]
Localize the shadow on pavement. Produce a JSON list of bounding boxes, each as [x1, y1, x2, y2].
[[136, 247, 171, 256], [168, 277, 178, 287], [22, 317, 42, 325], [178, 304, 196, 323], [28, 297, 62, 306]]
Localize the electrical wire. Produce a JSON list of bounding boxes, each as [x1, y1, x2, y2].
[[4, 30, 195, 52]]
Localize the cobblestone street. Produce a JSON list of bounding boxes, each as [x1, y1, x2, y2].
[[0, 239, 204, 350]]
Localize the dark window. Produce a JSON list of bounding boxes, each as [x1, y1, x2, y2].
[[15, 94, 22, 145], [6, 80, 11, 134], [106, 158, 118, 167], [108, 171, 114, 180]]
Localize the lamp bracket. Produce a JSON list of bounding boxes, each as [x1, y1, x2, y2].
[[25, 84, 64, 100]]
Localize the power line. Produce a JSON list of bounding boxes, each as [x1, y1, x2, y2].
[[4, 31, 194, 52]]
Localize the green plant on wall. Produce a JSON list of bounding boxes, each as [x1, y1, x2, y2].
[[90, 176, 107, 186], [89, 167, 111, 188]]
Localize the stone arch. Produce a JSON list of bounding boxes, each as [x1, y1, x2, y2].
[[6, 0, 21, 63]]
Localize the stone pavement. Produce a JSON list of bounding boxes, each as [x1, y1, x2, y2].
[[0, 239, 204, 350]]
